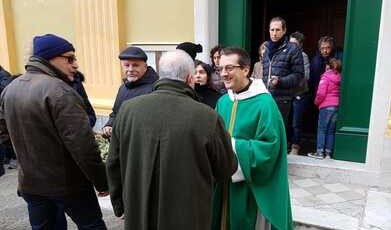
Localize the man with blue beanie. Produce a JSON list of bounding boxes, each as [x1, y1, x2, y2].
[[0, 34, 108, 229]]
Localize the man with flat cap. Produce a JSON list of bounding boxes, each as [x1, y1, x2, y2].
[[0, 34, 108, 229], [102, 46, 159, 138], [106, 50, 237, 230]]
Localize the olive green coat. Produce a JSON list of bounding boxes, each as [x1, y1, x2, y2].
[[106, 79, 237, 230]]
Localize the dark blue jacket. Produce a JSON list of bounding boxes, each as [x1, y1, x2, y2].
[[0, 66, 13, 94], [309, 48, 343, 98], [71, 72, 97, 127], [262, 36, 304, 97], [0, 66, 14, 154], [105, 66, 159, 127]]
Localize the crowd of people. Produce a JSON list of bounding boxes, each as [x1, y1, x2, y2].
[[0, 16, 343, 230], [251, 17, 343, 159]]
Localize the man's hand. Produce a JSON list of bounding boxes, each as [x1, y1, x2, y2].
[[270, 76, 279, 87], [102, 126, 112, 138], [96, 191, 109, 197]]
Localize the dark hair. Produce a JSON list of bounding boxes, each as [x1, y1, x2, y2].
[[327, 58, 342, 73], [210, 44, 225, 68], [270, 17, 286, 30], [194, 59, 213, 87], [290, 31, 305, 46], [318, 36, 335, 48], [220, 47, 251, 68]]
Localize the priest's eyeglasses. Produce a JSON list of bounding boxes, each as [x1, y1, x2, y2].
[[217, 65, 242, 73]]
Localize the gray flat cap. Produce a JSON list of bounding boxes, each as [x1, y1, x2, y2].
[[118, 46, 147, 61]]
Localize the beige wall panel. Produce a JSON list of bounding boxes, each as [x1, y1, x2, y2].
[[74, 0, 122, 115], [125, 0, 194, 43], [10, 0, 75, 73], [0, 0, 17, 73]]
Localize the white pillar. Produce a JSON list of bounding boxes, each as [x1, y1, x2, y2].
[[366, 0, 391, 173], [193, 0, 219, 63]]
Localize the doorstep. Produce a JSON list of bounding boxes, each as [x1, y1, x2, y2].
[[288, 155, 390, 189]]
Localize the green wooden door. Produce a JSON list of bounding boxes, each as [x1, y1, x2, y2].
[[333, 0, 382, 162], [218, 0, 383, 163], [219, 0, 251, 50]]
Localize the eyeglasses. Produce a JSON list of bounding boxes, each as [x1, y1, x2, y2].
[[216, 65, 242, 73], [59, 55, 77, 64]]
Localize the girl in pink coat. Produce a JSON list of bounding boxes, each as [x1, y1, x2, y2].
[[308, 58, 341, 159]]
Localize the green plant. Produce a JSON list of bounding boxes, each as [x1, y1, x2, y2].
[[95, 134, 110, 162]]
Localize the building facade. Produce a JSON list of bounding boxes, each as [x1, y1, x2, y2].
[[0, 0, 390, 184]]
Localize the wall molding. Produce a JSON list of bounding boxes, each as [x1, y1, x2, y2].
[[73, 0, 123, 115]]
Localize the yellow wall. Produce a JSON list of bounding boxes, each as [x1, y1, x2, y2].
[[10, 0, 75, 73], [0, 0, 17, 73], [1, 0, 195, 115], [125, 0, 194, 43]]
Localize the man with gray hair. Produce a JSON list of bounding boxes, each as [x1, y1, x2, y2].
[[106, 50, 237, 230]]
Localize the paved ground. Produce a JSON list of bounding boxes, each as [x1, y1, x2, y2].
[[0, 168, 123, 230], [2, 161, 391, 230], [290, 161, 391, 230]]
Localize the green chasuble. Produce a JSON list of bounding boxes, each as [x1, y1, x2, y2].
[[212, 79, 293, 230]]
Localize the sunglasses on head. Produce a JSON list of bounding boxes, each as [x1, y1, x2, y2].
[[59, 55, 77, 64]]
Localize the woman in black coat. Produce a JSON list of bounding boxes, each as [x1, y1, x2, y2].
[[71, 71, 97, 127], [194, 60, 221, 108]]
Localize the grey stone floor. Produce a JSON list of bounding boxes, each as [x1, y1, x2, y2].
[[0, 168, 123, 230], [2, 163, 391, 229], [290, 173, 391, 230]]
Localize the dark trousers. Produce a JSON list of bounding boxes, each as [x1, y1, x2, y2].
[[20, 190, 107, 230], [291, 95, 309, 145], [4, 144, 16, 160], [274, 97, 293, 139], [0, 145, 4, 176]]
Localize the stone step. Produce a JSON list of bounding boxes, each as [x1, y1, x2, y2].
[[293, 206, 359, 230], [288, 155, 391, 189], [294, 222, 331, 230]]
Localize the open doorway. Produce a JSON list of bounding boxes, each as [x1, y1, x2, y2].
[[249, 0, 348, 154]]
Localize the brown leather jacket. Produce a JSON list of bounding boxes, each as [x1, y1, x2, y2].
[[0, 56, 107, 196]]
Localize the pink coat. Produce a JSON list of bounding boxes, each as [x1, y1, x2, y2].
[[315, 70, 341, 109]]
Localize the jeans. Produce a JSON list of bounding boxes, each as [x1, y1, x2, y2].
[[20, 190, 107, 230], [291, 95, 309, 145], [316, 106, 338, 154]]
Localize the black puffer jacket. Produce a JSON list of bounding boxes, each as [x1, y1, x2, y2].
[[262, 36, 304, 97], [105, 66, 159, 127]]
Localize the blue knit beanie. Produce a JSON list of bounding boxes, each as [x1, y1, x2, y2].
[[33, 34, 75, 60]]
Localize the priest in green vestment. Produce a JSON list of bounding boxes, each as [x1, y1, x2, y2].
[[212, 47, 293, 230]]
